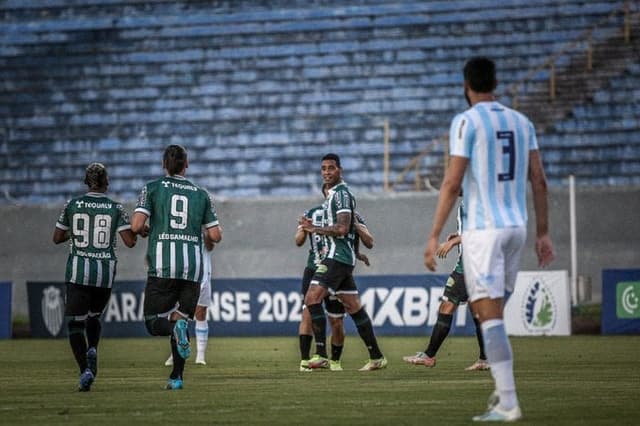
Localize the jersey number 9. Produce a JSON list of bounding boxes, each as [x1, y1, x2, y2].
[[170, 195, 189, 230]]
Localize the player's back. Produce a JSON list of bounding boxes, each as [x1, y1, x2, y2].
[[451, 101, 537, 231], [58, 192, 130, 287], [138, 175, 212, 281]]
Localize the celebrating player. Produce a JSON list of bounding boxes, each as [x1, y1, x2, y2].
[[301, 153, 385, 371], [296, 185, 374, 372]]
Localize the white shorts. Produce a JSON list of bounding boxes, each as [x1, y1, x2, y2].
[[198, 249, 213, 307], [197, 276, 211, 307], [461, 227, 526, 302]]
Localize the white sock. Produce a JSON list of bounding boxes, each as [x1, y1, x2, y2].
[[481, 319, 518, 411], [195, 320, 209, 359]]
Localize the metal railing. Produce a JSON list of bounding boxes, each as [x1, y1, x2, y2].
[[509, 0, 634, 108], [386, 0, 636, 192]]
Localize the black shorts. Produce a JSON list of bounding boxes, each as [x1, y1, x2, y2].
[[300, 266, 315, 297], [143, 276, 200, 320], [302, 266, 345, 317], [442, 270, 469, 305], [310, 258, 357, 295], [64, 283, 112, 319]]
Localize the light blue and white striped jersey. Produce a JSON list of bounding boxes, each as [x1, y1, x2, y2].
[[449, 101, 539, 231]]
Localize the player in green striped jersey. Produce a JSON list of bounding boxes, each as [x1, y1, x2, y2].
[[403, 199, 488, 371], [296, 191, 375, 372], [53, 163, 137, 391], [301, 153, 386, 371], [131, 144, 222, 390]]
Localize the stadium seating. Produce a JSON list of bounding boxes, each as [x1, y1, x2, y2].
[[0, 0, 637, 203], [539, 62, 640, 186]]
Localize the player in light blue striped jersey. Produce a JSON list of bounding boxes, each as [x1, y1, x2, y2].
[[424, 57, 555, 422]]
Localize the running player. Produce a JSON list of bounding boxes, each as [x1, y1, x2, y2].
[[403, 198, 488, 371], [302, 153, 385, 371], [53, 163, 137, 391], [131, 144, 222, 390], [424, 57, 554, 421]]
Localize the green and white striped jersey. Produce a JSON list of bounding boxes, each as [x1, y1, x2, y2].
[[135, 175, 218, 283], [323, 181, 357, 266], [55, 192, 131, 288], [304, 205, 327, 269]]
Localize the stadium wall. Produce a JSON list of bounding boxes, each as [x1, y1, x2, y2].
[[2, 186, 639, 320]]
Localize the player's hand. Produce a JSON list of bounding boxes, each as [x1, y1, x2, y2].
[[356, 252, 370, 266], [435, 241, 452, 258], [299, 217, 314, 232], [535, 233, 555, 267], [424, 236, 439, 272], [140, 224, 150, 238]]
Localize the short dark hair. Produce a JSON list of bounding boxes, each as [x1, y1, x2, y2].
[[163, 144, 188, 176], [463, 57, 497, 93], [322, 153, 341, 168], [84, 162, 108, 190]]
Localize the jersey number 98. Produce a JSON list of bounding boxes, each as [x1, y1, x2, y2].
[[72, 213, 112, 249]]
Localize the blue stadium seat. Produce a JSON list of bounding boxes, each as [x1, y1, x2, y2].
[[0, 0, 636, 203]]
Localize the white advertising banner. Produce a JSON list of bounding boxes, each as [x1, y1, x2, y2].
[[504, 270, 571, 336]]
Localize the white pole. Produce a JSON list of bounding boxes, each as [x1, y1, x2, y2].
[[383, 119, 390, 192], [569, 175, 578, 306]]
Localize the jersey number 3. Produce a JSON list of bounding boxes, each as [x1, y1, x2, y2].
[[497, 131, 515, 182]]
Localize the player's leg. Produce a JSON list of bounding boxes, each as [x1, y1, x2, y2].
[[64, 283, 94, 391], [465, 228, 525, 420], [85, 287, 111, 378], [143, 277, 183, 389], [423, 299, 456, 364], [427, 271, 465, 364], [143, 277, 179, 337], [339, 273, 385, 371], [65, 284, 89, 374], [194, 306, 208, 364], [304, 261, 331, 366], [465, 312, 490, 371], [298, 267, 315, 371], [325, 295, 345, 371], [194, 277, 211, 365], [166, 279, 200, 389]]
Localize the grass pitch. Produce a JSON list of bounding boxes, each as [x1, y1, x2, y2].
[[1, 335, 638, 425]]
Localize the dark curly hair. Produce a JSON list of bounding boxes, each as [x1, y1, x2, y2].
[[84, 162, 108, 191]]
